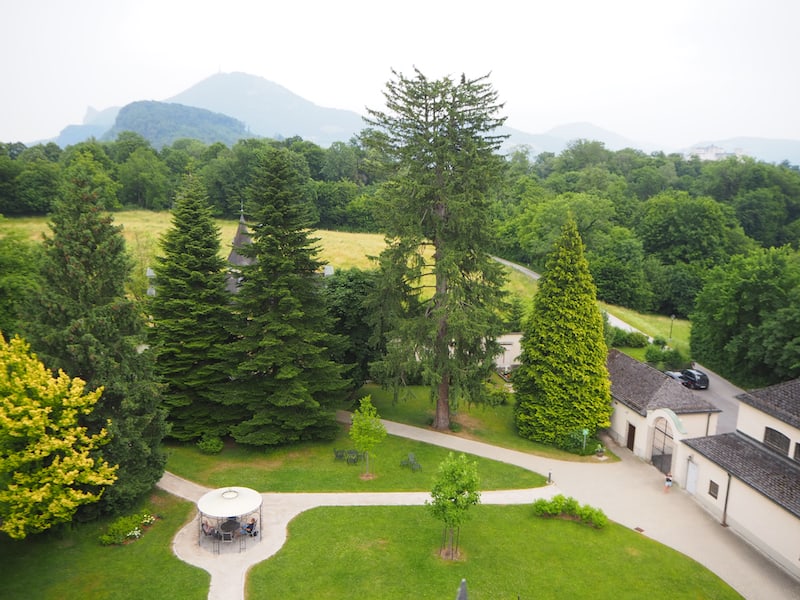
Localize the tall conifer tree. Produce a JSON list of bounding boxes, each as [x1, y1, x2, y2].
[[24, 151, 166, 513], [225, 146, 344, 446], [149, 172, 234, 440], [514, 217, 612, 446], [362, 69, 508, 430]]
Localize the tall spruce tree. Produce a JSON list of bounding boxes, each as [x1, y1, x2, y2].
[[362, 69, 509, 430], [513, 217, 612, 446], [224, 145, 345, 446], [149, 172, 235, 440], [24, 151, 167, 514]]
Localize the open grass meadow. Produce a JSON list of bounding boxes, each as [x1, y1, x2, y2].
[[0, 209, 387, 270], [0, 490, 208, 600], [249, 504, 740, 600]]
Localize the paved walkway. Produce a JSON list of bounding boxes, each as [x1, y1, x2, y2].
[[157, 412, 800, 600]]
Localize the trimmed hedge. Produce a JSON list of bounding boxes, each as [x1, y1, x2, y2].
[[532, 494, 608, 529]]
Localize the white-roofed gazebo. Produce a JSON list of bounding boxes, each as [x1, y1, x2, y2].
[[197, 486, 262, 551]]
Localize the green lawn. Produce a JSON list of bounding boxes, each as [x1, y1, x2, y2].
[[166, 424, 548, 491], [0, 490, 208, 600], [249, 505, 740, 600], [0, 492, 739, 599]]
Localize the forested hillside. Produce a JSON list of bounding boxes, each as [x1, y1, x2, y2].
[[103, 101, 249, 148], [2, 131, 800, 387]]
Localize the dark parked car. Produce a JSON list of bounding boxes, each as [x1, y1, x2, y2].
[[679, 368, 709, 390]]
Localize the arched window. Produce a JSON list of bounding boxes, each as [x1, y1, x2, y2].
[[764, 427, 790, 455]]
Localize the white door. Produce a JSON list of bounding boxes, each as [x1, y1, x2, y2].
[[686, 460, 698, 495]]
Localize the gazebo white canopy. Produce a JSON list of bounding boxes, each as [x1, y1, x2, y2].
[[197, 487, 263, 550], [197, 486, 262, 519]]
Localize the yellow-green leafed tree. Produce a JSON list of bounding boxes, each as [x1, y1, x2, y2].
[[0, 335, 117, 539]]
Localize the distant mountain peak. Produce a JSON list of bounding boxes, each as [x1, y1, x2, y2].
[[103, 100, 248, 148], [41, 71, 800, 164], [163, 71, 364, 146]]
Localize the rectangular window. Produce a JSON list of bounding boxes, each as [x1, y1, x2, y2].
[[794, 443, 800, 463], [764, 427, 790, 455], [708, 480, 719, 499]]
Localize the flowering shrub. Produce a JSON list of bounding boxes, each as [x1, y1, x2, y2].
[[99, 511, 157, 545]]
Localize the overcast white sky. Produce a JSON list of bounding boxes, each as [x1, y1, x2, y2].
[[2, 0, 798, 149]]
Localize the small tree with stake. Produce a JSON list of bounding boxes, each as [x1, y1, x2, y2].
[[426, 453, 481, 560], [348, 395, 386, 478]]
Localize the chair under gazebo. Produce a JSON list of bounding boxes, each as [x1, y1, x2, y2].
[[197, 486, 263, 553]]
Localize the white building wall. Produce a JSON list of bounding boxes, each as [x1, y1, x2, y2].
[[609, 403, 717, 467], [677, 411, 718, 439], [682, 450, 800, 580], [608, 400, 649, 458], [496, 333, 522, 372], [725, 478, 800, 579], [737, 402, 800, 458]]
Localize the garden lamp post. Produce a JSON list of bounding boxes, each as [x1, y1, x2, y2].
[[670, 314, 675, 341]]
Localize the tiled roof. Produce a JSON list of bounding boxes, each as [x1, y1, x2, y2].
[[606, 349, 719, 416], [684, 432, 800, 519], [736, 379, 800, 429], [227, 214, 255, 268]]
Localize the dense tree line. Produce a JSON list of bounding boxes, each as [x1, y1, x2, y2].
[[3, 134, 800, 318], [2, 130, 800, 392]]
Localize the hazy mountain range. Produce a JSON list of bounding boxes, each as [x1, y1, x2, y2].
[[50, 72, 800, 165]]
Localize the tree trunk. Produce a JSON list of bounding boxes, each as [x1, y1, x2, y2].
[[433, 375, 450, 430], [432, 230, 451, 431]]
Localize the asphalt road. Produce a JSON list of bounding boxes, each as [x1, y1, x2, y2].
[[692, 363, 744, 434]]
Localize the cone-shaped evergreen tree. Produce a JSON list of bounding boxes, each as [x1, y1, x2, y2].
[[24, 151, 166, 514], [224, 146, 345, 446], [149, 172, 235, 440], [514, 216, 611, 446]]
